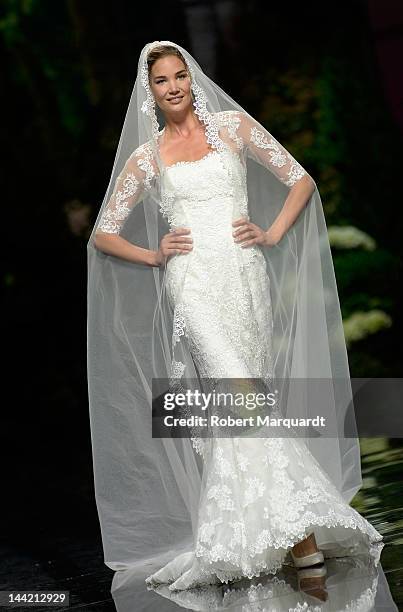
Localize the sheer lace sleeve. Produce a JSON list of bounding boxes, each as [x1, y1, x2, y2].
[[95, 142, 156, 235], [235, 111, 310, 188]]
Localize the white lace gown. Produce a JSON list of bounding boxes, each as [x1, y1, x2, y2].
[[145, 127, 383, 592], [95, 110, 384, 592]]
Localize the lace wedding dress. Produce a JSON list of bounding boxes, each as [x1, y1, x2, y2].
[[95, 110, 383, 592], [143, 112, 383, 591]]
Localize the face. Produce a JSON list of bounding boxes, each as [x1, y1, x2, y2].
[[149, 55, 192, 115]]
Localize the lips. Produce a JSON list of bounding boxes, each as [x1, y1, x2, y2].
[[168, 96, 184, 103]]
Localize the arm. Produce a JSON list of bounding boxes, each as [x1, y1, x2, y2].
[[94, 143, 161, 267], [237, 112, 316, 244]]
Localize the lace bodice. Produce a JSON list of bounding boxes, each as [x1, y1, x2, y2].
[[95, 110, 308, 235], [159, 147, 250, 234]]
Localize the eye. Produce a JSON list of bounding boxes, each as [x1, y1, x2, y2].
[[178, 73, 187, 79], [155, 79, 165, 84]]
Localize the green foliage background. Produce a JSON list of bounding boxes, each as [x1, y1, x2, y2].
[[1, 1, 401, 410]]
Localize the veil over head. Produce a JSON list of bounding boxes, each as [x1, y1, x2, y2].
[[87, 40, 361, 570]]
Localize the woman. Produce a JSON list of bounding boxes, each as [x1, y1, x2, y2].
[[87, 41, 384, 592]]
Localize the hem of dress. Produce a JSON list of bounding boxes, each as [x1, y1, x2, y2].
[[145, 517, 384, 590], [192, 517, 384, 585]]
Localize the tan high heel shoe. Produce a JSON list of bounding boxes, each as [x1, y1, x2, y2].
[[297, 565, 328, 602], [290, 531, 324, 568]]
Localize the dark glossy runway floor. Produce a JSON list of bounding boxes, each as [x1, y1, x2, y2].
[[1, 438, 402, 611]]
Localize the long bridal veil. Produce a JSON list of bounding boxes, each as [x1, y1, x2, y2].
[[87, 40, 361, 571]]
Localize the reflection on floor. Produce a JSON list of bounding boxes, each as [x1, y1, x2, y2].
[[114, 552, 397, 611]]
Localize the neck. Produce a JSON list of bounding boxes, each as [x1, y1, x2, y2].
[[163, 106, 201, 138]]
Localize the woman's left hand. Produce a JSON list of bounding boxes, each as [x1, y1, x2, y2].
[[232, 218, 281, 248]]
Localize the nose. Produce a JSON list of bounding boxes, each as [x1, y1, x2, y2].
[[167, 79, 180, 94]]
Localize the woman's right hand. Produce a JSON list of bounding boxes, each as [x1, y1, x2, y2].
[[155, 227, 193, 266]]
